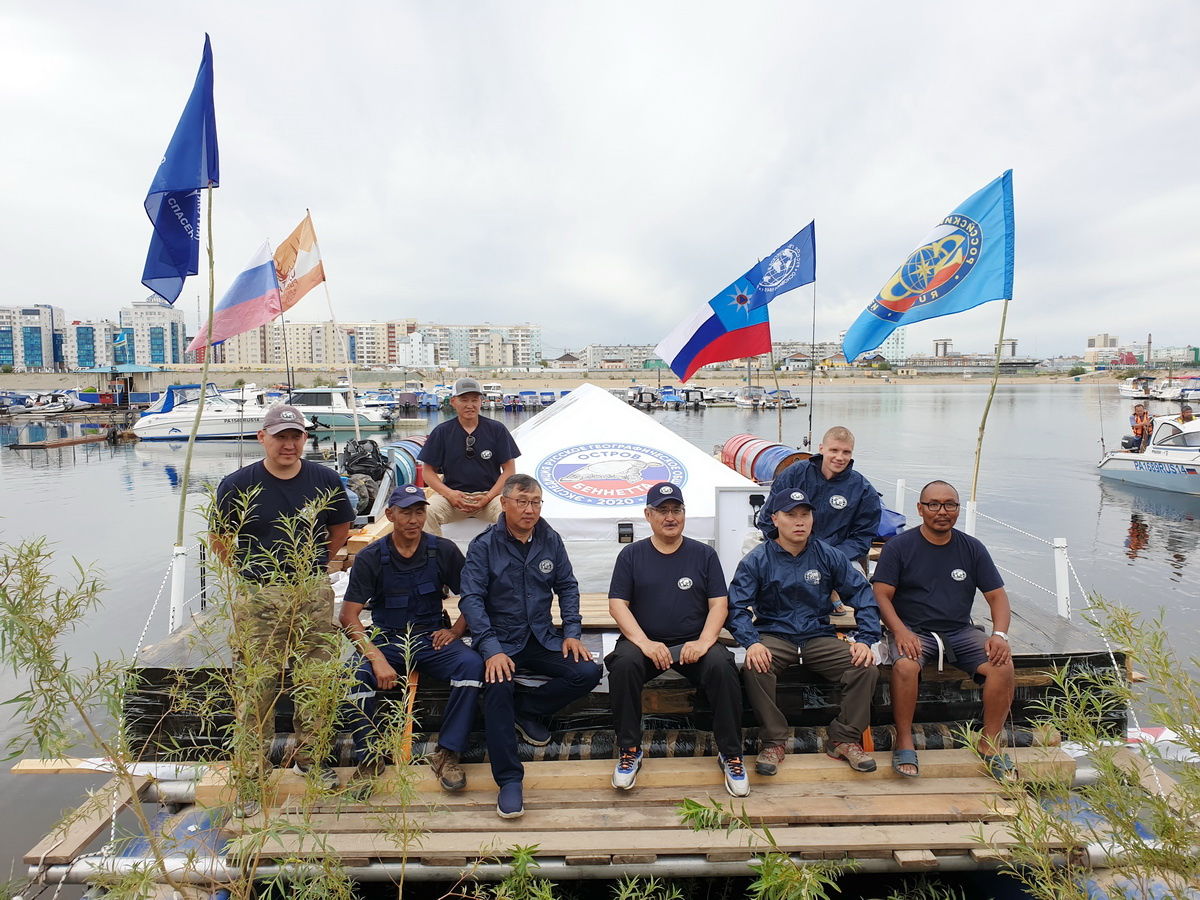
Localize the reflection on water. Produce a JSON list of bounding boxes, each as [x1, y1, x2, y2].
[[1100, 480, 1200, 583]]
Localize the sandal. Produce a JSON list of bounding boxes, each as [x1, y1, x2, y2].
[[983, 753, 1018, 784], [891, 748, 919, 778], [832, 601, 849, 616]]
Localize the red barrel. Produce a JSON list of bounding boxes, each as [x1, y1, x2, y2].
[[721, 433, 757, 468], [734, 439, 774, 480]]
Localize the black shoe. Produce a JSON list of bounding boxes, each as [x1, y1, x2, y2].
[[497, 782, 524, 819], [515, 715, 551, 746], [293, 761, 340, 790]]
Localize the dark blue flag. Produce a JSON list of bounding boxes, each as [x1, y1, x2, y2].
[[741, 221, 816, 312], [141, 35, 219, 304]]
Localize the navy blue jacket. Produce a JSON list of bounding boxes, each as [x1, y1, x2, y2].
[[458, 514, 582, 660], [728, 536, 881, 648], [756, 455, 881, 561]]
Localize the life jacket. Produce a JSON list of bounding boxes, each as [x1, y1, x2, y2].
[[369, 536, 446, 632], [1132, 410, 1151, 437]]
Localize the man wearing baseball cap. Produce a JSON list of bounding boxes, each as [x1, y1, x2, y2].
[[729, 488, 880, 776], [606, 483, 747, 796], [418, 377, 520, 536], [339, 484, 487, 795], [212, 405, 357, 810]]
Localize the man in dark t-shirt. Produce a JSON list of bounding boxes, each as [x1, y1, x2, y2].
[[605, 483, 747, 797], [872, 480, 1016, 782], [212, 405, 356, 807], [418, 377, 520, 536]]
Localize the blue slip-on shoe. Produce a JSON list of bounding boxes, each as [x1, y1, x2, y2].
[[719, 753, 750, 798], [515, 714, 551, 747], [497, 782, 525, 819], [611, 747, 643, 790]]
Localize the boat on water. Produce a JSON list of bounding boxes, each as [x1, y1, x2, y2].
[[133, 384, 269, 442], [732, 384, 771, 409], [1097, 413, 1200, 495], [285, 386, 390, 430], [1117, 375, 1156, 399], [481, 382, 505, 409]]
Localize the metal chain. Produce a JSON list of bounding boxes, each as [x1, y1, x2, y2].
[[974, 510, 1054, 546], [993, 563, 1055, 596]]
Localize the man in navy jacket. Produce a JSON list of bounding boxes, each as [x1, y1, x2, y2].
[[458, 473, 602, 819], [731, 488, 881, 776]]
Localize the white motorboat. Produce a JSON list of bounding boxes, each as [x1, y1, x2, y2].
[[731, 385, 770, 409], [1097, 414, 1200, 495], [133, 384, 269, 441], [285, 387, 390, 430], [481, 383, 504, 409], [1117, 375, 1156, 399]]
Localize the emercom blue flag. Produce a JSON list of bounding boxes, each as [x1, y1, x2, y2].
[[842, 171, 1014, 362], [141, 35, 219, 304], [740, 221, 816, 312]]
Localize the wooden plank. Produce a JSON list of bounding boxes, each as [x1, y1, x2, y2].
[[225, 821, 1041, 863], [612, 853, 657, 865], [893, 849, 938, 869], [566, 854, 611, 866], [196, 749, 1071, 806], [1111, 746, 1187, 812], [24, 776, 149, 865], [277, 791, 1004, 834], [970, 846, 1011, 864]]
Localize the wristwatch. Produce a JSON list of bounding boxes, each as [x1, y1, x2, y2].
[[991, 631, 1009, 641]]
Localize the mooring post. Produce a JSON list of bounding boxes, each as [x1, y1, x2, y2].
[[1054, 537, 1071, 620], [169, 544, 188, 635], [894, 478, 905, 513]]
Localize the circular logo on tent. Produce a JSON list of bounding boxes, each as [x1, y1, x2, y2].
[[538, 443, 686, 507]]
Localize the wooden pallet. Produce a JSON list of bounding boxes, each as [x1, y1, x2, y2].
[[218, 747, 1071, 871]]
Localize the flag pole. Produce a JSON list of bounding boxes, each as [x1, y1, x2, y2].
[[170, 183, 217, 633], [968, 298, 1010, 506], [310, 213, 362, 443], [768, 347, 783, 443]]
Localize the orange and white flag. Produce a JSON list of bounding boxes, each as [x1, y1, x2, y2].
[[274, 212, 326, 312]]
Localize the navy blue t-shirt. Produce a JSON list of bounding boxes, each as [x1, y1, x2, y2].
[[215, 459, 356, 580], [417, 416, 520, 493], [343, 533, 465, 631], [608, 536, 728, 645], [872, 527, 1004, 633]]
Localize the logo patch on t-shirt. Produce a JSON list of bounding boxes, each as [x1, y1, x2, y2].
[[539, 559, 554, 574], [950, 568, 967, 582], [677, 577, 693, 590], [481, 449, 493, 460], [829, 495, 848, 509], [804, 569, 821, 585]]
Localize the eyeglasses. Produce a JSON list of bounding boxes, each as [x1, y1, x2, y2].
[[919, 500, 960, 512], [507, 497, 542, 509], [465, 435, 475, 459], [648, 505, 685, 516]]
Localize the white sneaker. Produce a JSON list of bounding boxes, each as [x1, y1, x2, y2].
[[719, 753, 749, 798], [611, 747, 643, 790]]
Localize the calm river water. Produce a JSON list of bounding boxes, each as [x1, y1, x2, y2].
[[1, 381, 1196, 885]]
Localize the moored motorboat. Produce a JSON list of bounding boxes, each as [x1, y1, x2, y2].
[[132, 383, 269, 441], [1097, 414, 1200, 495], [285, 386, 390, 430]]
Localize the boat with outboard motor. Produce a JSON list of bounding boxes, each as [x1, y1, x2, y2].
[[285, 386, 390, 430], [132, 383, 269, 441], [1097, 413, 1200, 495]]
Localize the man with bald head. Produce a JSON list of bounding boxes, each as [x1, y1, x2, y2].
[[872, 480, 1016, 782]]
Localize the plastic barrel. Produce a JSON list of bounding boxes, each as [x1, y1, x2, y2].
[[752, 444, 808, 482], [721, 433, 757, 468], [734, 438, 773, 480], [385, 437, 427, 487]]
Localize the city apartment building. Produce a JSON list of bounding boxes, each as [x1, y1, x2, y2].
[[118, 299, 188, 366], [63, 320, 121, 369], [0, 304, 66, 371]]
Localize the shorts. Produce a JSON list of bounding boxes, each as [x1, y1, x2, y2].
[[891, 626, 988, 683]]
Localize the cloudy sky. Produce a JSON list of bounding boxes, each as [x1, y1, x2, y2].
[[3, 1, 1196, 359]]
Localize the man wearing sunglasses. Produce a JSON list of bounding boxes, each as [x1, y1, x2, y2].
[[458, 474, 602, 819], [419, 377, 520, 536], [872, 481, 1016, 783]]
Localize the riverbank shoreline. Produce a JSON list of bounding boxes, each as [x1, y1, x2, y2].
[[0, 368, 1171, 394]]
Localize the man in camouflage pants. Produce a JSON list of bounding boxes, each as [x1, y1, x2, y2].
[[213, 405, 355, 813]]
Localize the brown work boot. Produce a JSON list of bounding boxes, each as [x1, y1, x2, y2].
[[827, 741, 877, 772], [429, 747, 466, 791], [755, 744, 786, 776]]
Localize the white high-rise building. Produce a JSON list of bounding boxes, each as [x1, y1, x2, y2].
[[118, 298, 188, 366], [0, 304, 66, 371], [63, 320, 121, 369]]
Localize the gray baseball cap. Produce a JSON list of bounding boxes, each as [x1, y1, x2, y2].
[[452, 377, 483, 397], [262, 405, 311, 435]]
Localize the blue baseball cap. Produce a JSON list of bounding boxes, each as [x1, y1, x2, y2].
[[646, 482, 685, 507], [387, 484, 429, 508], [769, 489, 815, 515]]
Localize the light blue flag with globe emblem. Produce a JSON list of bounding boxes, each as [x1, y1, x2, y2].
[[842, 171, 1014, 362]]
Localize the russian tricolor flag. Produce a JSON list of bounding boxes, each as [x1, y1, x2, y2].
[[187, 242, 282, 353]]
